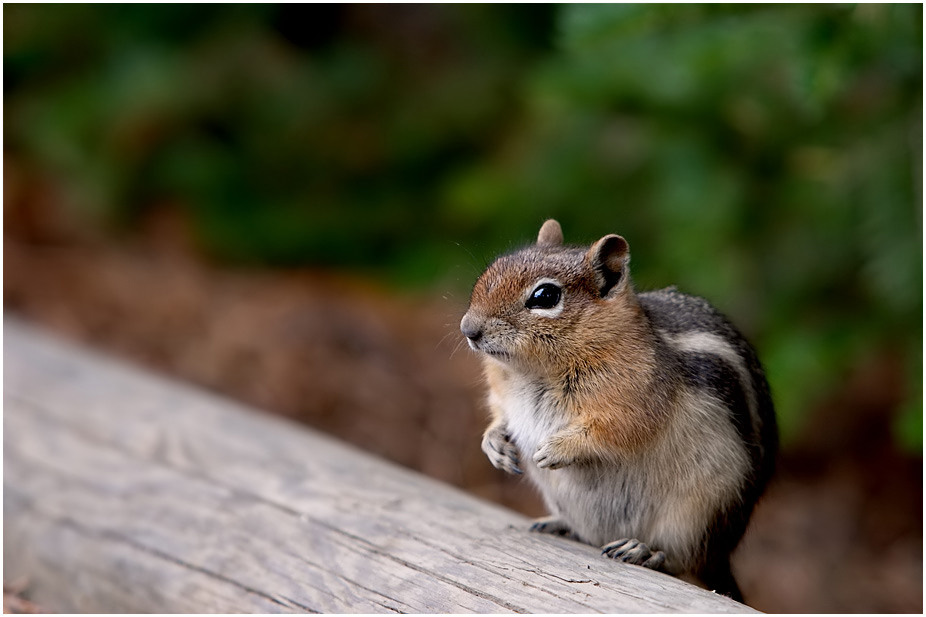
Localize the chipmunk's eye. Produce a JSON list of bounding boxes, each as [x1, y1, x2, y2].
[[526, 282, 562, 310]]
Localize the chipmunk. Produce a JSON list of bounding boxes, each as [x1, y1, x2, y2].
[[460, 219, 777, 602]]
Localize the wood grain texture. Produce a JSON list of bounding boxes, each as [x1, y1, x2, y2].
[[4, 318, 756, 613]]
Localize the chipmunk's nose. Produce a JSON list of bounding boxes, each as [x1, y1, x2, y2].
[[460, 313, 483, 342]]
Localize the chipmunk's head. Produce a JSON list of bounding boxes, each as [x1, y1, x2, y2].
[[461, 219, 635, 372]]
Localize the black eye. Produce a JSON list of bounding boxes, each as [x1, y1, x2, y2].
[[526, 283, 562, 310]]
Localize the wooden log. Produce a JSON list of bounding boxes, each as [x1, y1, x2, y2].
[[3, 318, 755, 613]]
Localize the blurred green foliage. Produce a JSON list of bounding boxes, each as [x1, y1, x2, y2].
[[4, 4, 922, 448]]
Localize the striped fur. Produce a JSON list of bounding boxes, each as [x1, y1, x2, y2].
[[462, 220, 777, 601]]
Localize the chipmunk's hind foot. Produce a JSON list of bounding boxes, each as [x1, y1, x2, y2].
[[529, 516, 577, 539], [602, 538, 666, 570]]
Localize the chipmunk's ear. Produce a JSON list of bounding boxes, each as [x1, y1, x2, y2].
[[537, 219, 563, 247], [587, 234, 629, 297]]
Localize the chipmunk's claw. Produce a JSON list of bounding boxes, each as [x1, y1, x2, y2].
[[529, 516, 574, 537], [602, 538, 666, 570]]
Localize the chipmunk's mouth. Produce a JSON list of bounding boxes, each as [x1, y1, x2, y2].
[[482, 348, 511, 361], [466, 338, 511, 361]]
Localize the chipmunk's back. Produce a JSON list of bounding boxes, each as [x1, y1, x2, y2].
[[640, 286, 778, 487]]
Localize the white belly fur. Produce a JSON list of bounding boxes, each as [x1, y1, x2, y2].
[[498, 377, 750, 572]]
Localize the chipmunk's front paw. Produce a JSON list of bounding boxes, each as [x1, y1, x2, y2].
[[601, 538, 666, 571], [481, 426, 522, 475], [533, 436, 576, 470]]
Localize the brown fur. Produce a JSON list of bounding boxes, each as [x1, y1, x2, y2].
[[465, 220, 671, 459], [461, 219, 777, 602]]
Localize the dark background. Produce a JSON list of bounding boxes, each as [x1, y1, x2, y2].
[[5, 4, 922, 612]]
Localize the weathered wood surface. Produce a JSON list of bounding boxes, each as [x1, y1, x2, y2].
[[4, 318, 756, 613]]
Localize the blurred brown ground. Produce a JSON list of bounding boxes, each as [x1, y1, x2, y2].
[[3, 169, 922, 612]]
